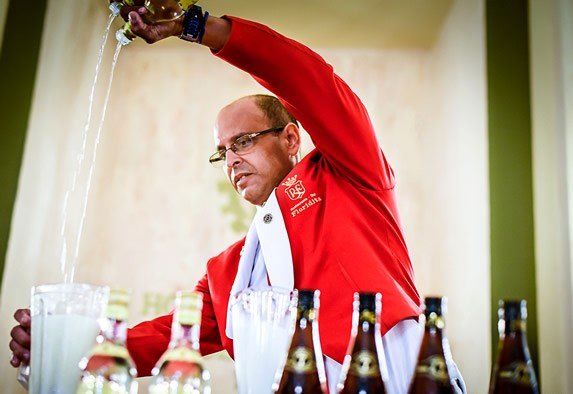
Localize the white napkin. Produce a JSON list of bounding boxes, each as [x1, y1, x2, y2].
[[226, 190, 294, 339]]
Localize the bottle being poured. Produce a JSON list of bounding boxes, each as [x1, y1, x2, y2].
[[113, 0, 198, 45]]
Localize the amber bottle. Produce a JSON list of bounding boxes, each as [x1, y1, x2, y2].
[[408, 296, 455, 394], [338, 292, 387, 394], [489, 299, 539, 394], [275, 289, 328, 394]]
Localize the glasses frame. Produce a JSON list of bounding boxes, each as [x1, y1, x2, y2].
[[209, 126, 285, 166]]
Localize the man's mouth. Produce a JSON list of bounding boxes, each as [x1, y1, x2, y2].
[[234, 173, 250, 188]]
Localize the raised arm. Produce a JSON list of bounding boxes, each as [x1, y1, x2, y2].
[[122, 5, 394, 189]]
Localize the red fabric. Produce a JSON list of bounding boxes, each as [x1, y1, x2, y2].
[[126, 16, 421, 377]]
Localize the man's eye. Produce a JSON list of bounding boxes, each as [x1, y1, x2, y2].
[[234, 138, 252, 149]]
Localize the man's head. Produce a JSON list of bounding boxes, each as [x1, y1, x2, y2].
[[213, 95, 301, 206]]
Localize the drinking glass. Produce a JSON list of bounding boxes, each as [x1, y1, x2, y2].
[[231, 287, 296, 394], [22, 283, 109, 394]]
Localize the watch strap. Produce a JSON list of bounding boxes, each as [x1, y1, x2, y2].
[[180, 5, 208, 44]]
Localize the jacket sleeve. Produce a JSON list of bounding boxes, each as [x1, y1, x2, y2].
[[194, 272, 225, 356], [126, 314, 172, 377], [214, 16, 395, 191]]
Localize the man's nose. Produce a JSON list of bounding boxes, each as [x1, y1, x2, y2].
[[225, 149, 241, 168]]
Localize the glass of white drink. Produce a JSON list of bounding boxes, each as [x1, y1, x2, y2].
[[230, 287, 296, 394], [26, 283, 109, 394]]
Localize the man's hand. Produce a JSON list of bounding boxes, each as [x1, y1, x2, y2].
[[9, 309, 31, 367], [127, 8, 184, 44], [111, 1, 184, 44]]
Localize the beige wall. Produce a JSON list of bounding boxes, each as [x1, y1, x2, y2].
[[412, 0, 489, 389], [0, 0, 490, 392], [530, 0, 573, 392]]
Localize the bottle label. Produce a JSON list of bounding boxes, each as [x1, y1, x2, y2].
[[348, 350, 381, 378], [425, 313, 445, 329], [498, 361, 536, 385], [177, 309, 201, 326], [414, 355, 450, 383], [359, 310, 376, 324], [508, 320, 527, 332], [88, 343, 130, 359], [159, 347, 203, 364], [298, 307, 316, 321], [78, 379, 132, 394], [284, 346, 317, 373]]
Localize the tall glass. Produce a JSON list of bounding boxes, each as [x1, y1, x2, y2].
[[230, 287, 296, 394], [26, 283, 109, 394]]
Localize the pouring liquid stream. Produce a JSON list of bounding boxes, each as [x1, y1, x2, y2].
[[60, 14, 123, 284], [17, 12, 123, 389]]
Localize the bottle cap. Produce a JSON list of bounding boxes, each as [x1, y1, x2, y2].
[[109, 2, 122, 16], [357, 292, 381, 313], [116, 24, 135, 46], [296, 289, 319, 310], [499, 299, 527, 321], [423, 296, 447, 316]]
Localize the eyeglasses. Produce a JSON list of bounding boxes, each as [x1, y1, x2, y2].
[[209, 126, 285, 167]]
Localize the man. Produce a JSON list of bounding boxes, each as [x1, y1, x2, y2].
[[10, 3, 466, 393]]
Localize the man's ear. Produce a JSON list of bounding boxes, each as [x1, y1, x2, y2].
[[283, 122, 301, 156]]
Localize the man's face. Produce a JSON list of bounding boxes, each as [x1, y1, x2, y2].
[[214, 98, 299, 206]]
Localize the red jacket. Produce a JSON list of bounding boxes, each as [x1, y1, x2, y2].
[[127, 16, 421, 376]]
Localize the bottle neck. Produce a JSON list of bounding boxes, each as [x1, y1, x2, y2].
[[503, 318, 526, 335], [424, 312, 445, 336], [297, 307, 317, 328], [103, 318, 128, 345], [500, 319, 529, 351], [355, 309, 378, 332], [170, 321, 201, 351]]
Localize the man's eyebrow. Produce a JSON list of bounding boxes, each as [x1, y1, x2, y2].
[[217, 131, 251, 149]]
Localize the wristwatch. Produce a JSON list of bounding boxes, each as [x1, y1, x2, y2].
[[180, 5, 209, 43]]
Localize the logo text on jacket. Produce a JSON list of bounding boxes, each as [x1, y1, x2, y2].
[[282, 175, 322, 218]]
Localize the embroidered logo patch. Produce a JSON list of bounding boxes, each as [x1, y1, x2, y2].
[[282, 175, 306, 200], [282, 175, 322, 218]]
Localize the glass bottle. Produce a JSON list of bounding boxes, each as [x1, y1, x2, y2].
[[115, 0, 198, 45], [148, 290, 211, 394], [338, 292, 388, 394], [274, 289, 328, 394], [489, 299, 539, 394], [77, 288, 138, 394], [408, 296, 455, 394]]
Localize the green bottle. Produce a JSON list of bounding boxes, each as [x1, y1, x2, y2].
[[148, 291, 211, 394], [115, 0, 199, 45], [77, 288, 138, 394]]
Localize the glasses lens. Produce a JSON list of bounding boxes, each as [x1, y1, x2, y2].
[[233, 135, 254, 154], [209, 151, 225, 167], [209, 127, 283, 168]]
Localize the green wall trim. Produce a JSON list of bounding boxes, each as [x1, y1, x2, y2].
[[486, 0, 539, 380], [0, 0, 48, 290]]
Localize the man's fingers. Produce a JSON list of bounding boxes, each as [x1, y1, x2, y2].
[[128, 10, 146, 31], [119, 6, 146, 21], [9, 335, 30, 366], [9, 352, 21, 368], [13, 309, 31, 329]]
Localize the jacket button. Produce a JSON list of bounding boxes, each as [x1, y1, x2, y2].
[[263, 213, 273, 224]]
